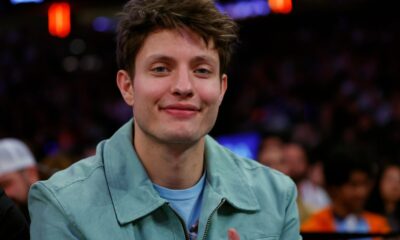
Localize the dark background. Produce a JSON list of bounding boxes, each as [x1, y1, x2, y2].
[[1, 0, 399, 165]]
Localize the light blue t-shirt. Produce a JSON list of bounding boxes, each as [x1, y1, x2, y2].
[[153, 174, 206, 238]]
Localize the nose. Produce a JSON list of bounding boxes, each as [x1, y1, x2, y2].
[[171, 68, 194, 98]]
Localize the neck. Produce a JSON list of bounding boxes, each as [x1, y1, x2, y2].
[[133, 127, 205, 190]]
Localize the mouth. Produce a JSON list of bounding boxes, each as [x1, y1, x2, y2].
[[160, 104, 200, 118]]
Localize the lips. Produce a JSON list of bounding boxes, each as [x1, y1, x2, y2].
[[160, 103, 200, 118]]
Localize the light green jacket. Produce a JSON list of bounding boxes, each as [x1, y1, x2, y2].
[[29, 120, 301, 239]]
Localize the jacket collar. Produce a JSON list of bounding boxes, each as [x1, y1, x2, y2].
[[103, 120, 166, 225], [103, 119, 260, 225], [204, 135, 260, 211]]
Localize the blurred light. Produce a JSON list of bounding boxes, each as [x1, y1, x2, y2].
[[48, 2, 71, 38], [62, 56, 79, 72], [69, 39, 86, 55], [43, 141, 59, 156], [216, 0, 270, 20], [80, 55, 102, 72], [269, 0, 292, 14], [10, 0, 43, 4], [217, 132, 261, 159], [92, 17, 115, 32]]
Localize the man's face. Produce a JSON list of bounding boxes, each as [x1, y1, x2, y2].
[[258, 146, 288, 175], [119, 28, 227, 145], [380, 166, 400, 203], [0, 171, 30, 205], [333, 171, 372, 214], [282, 144, 308, 182]]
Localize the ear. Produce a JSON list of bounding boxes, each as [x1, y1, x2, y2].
[[116, 70, 134, 106], [218, 74, 228, 105]]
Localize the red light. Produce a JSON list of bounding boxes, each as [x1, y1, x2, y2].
[[269, 0, 292, 14], [48, 3, 71, 38]]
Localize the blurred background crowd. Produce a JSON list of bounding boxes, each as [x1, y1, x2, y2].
[[1, 0, 400, 236]]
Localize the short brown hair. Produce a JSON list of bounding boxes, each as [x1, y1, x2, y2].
[[116, 0, 238, 76]]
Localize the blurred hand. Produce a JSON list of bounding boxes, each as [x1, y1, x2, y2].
[[228, 228, 240, 240]]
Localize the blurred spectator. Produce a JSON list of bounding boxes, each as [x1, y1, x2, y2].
[[283, 142, 330, 223], [301, 148, 390, 234], [257, 134, 288, 174], [283, 143, 308, 184], [257, 137, 323, 224], [291, 122, 320, 149], [300, 160, 330, 213], [0, 187, 29, 240], [366, 163, 400, 231], [0, 138, 39, 221]]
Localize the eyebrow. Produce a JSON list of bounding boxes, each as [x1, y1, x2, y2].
[[190, 55, 218, 67], [145, 54, 218, 67], [145, 55, 175, 65]]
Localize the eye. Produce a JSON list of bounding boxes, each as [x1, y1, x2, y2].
[[151, 66, 169, 73], [194, 67, 212, 77]]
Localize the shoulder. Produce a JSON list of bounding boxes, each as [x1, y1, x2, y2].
[[363, 211, 388, 221], [301, 208, 334, 232], [363, 211, 391, 232], [236, 153, 291, 181], [306, 208, 332, 220], [29, 141, 107, 205], [28, 143, 111, 237], [38, 154, 104, 193], [220, 140, 296, 193], [208, 136, 296, 201]]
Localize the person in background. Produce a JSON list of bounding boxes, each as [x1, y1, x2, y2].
[[257, 135, 288, 174], [28, 0, 301, 239], [283, 142, 330, 223], [301, 148, 390, 234], [366, 163, 400, 231], [283, 143, 309, 184], [0, 187, 29, 240], [0, 138, 39, 221], [300, 156, 330, 214]]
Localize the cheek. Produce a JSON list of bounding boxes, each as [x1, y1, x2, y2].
[[196, 83, 224, 105], [133, 79, 167, 104], [381, 181, 391, 193], [4, 181, 19, 196], [381, 180, 399, 198], [341, 187, 354, 200]]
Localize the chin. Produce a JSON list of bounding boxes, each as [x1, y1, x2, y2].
[[165, 134, 201, 145], [159, 130, 205, 145]]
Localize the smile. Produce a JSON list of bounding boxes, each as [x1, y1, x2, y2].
[[160, 104, 200, 118]]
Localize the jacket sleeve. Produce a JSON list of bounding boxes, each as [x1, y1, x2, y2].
[[28, 182, 83, 240], [280, 182, 302, 240]]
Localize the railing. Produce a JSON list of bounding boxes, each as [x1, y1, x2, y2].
[[301, 232, 400, 239]]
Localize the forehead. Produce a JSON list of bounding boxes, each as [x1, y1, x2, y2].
[[348, 171, 369, 183], [136, 28, 219, 63], [383, 166, 400, 178]]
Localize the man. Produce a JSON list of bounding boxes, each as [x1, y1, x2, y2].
[[257, 134, 288, 174], [301, 148, 390, 234], [29, 0, 301, 239], [0, 188, 29, 240], [282, 143, 330, 223], [0, 138, 39, 221]]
